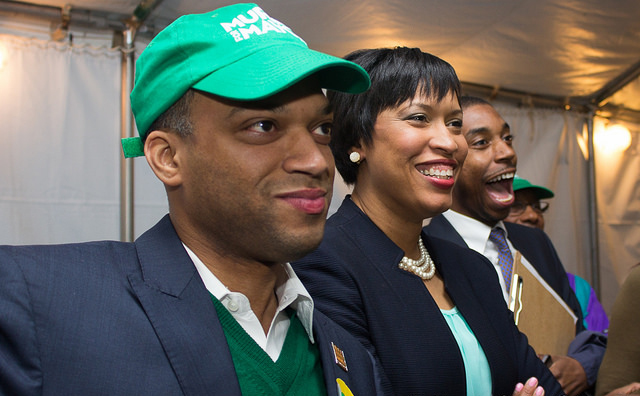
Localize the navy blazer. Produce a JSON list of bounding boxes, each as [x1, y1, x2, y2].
[[0, 215, 386, 396], [425, 214, 606, 385], [293, 198, 563, 396]]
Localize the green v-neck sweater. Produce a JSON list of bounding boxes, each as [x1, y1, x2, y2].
[[211, 296, 328, 395]]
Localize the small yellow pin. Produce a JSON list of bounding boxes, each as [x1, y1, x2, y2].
[[336, 378, 354, 396]]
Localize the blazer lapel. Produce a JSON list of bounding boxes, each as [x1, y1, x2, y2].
[[336, 199, 406, 274], [313, 312, 373, 396], [424, 214, 470, 248], [127, 216, 241, 396], [315, 319, 346, 396]]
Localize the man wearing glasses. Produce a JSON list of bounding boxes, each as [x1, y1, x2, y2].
[[505, 175, 552, 229]]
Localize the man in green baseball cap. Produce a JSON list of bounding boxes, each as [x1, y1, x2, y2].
[[505, 175, 554, 229], [122, 3, 369, 157], [0, 4, 388, 395]]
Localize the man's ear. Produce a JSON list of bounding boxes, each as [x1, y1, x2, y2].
[[144, 130, 183, 187]]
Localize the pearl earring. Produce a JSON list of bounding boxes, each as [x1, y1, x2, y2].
[[349, 152, 361, 163]]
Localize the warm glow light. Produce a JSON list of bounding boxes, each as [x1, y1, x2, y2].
[[577, 124, 589, 160], [0, 46, 5, 71], [594, 123, 632, 154]]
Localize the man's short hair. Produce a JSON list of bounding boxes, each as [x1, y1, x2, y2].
[[460, 95, 492, 111], [147, 89, 195, 139]]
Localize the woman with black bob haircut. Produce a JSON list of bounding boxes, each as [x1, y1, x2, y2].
[[330, 47, 461, 185], [293, 47, 560, 396]]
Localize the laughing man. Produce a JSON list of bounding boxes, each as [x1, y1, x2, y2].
[[424, 96, 606, 396]]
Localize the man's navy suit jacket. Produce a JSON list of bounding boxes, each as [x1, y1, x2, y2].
[[0, 215, 386, 396], [425, 214, 607, 385]]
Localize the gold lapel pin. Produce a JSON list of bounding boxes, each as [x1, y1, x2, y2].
[[331, 342, 348, 372]]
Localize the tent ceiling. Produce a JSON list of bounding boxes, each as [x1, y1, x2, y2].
[[4, 0, 640, 117]]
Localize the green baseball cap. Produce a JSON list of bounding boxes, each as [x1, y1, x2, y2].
[[122, 3, 371, 158], [512, 175, 555, 199]]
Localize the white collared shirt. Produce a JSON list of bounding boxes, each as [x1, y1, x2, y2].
[[442, 210, 534, 304], [184, 244, 315, 362]]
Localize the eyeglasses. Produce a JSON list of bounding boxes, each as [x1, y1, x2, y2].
[[510, 201, 549, 216]]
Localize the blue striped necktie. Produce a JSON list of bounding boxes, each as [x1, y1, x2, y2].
[[489, 227, 514, 289]]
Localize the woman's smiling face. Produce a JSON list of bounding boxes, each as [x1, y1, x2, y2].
[[353, 90, 467, 222]]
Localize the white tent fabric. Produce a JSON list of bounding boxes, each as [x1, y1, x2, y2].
[[594, 118, 640, 307], [0, 18, 638, 313], [5, 0, 640, 113], [0, 33, 167, 244]]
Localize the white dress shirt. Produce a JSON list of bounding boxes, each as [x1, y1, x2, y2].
[[184, 244, 315, 362]]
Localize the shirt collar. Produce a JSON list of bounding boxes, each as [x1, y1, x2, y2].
[[442, 210, 509, 254], [182, 243, 315, 343], [276, 264, 315, 342]]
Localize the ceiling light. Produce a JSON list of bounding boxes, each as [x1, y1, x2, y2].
[[594, 123, 632, 154]]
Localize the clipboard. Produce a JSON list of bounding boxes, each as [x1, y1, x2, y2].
[[508, 251, 577, 356]]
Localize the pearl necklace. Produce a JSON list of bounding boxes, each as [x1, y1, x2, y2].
[[398, 238, 436, 280]]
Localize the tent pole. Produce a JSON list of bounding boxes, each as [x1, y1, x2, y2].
[[586, 115, 601, 297], [118, 0, 162, 242], [119, 27, 136, 242]]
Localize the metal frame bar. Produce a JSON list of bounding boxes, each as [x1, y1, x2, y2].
[[119, 27, 135, 242]]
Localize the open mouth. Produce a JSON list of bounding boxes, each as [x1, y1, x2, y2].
[[486, 171, 515, 205]]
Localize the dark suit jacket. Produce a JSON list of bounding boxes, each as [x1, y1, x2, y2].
[[425, 214, 606, 385], [293, 198, 563, 396], [0, 215, 386, 396]]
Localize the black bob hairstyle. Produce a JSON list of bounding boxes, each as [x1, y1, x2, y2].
[[328, 47, 461, 184]]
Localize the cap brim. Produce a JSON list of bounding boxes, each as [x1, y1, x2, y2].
[[531, 187, 554, 199], [513, 181, 555, 199], [192, 44, 370, 100]]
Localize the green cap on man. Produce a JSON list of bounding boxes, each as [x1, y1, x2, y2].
[[512, 175, 555, 199], [122, 3, 371, 158]]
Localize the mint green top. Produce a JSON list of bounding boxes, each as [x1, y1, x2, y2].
[[211, 295, 327, 396], [441, 307, 492, 396]]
